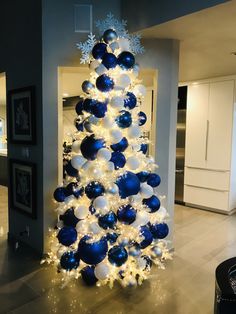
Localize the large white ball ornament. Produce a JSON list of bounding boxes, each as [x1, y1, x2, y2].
[[76, 220, 88, 233], [75, 205, 89, 219], [89, 222, 102, 234], [108, 183, 119, 194], [72, 141, 80, 153], [126, 156, 140, 170], [128, 125, 141, 138], [130, 193, 142, 203], [140, 183, 153, 198], [95, 63, 107, 76], [64, 195, 75, 204], [90, 60, 101, 71], [110, 96, 124, 109], [95, 263, 110, 280], [116, 74, 131, 89], [110, 129, 123, 143], [107, 161, 115, 172], [102, 116, 115, 129], [136, 211, 150, 226], [93, 196, 108, 209], [97, 148, 112, 161], [71, 155, 86, 170], [118, 38, 130, 51], [134, 84, 146, 97], [81, 161, 93, 171], [158, 206, 168, 219]]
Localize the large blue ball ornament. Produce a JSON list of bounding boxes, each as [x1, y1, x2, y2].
[[57, 226, 77, 246], [108, 245, 128, 266], [117, 204, 136, 224], [81, 266, 98, 286], [78, 236, 108, 265], [98, 212, 117, 229], [117, 51, 135, 70], [92, 42, 107, 59], [116, 111, 132, 128], [83, 98, 96, 113], [116, 171, 140, 199], [80, 135, 105, 160], [139, 226, 153, 249], [138, 111, 147, 126], [85, 181, 105, 199], [54, 187, 68, 202], [75, 99, 84, 115], [124, 92, 137, 109], [106, 232, 118, 244], [110, 152, 126, 169], [96, 74, 114, 92], [110, 137, 128, 152], [103, 29, 117, 44], [64, 160, 79, 177], [139, 143, 148, 154], [102, 53, 117, 69], [60, 207, 79, 228], [91, 101, 107, 118], [142, 195, 161, 213], [60, 251, 80, 271], [136, 171, 150, 183], [147, 173, 161, 187], [150, 223, 169, 239]]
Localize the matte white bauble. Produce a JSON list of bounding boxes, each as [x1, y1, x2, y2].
[[71, 155, 86, 170], [89, 222, 102, 234], [110, 129, 123, 143], [64, 195, 75, 204], [126, 156, 140, 170], [75, 205, 89, 219], [107, 161, 115, 172], [158, 206, 167, 219], [128, 125, 141, 138], [136, 211, 150, 226], [95, 63, 107, 76], [90, 60, 101, 71], [102, 116, 115, 129], [134, 84, 146, 97], [140, 183, 153, 198], [93, 196, 108, 209], [118, 38, 130, 51], [108, 183, 119, 194], [131, 143, 141, 151], [94, 262, 110, 280], [72, 141, 80, 153], [110, 96, 124, 109], [81, 161, 93, 171], [97, 148, 112, 161], [76, 220, 88, 233], [109, 41, 119, 52], [116, 74, 131, 89], [131, 193, 142, 203]]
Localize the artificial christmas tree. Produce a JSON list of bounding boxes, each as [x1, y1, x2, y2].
[[45, 14, 171, 288]]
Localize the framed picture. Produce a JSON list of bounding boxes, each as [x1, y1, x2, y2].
[[8, 86, 36, 144], [9, 159, 37, 219]]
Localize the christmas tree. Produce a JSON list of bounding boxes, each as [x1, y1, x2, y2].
[[46, 14, 171, 288]]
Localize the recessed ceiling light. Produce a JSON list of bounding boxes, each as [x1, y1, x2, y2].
[[63, 93, 69, 97]]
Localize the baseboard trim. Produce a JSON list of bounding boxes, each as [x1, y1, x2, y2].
[[185, 203, 236, 216]]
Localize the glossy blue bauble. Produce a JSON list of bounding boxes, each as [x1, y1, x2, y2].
[[85, 181, 105, 199], [108, 245, 128, 266], [117, 204, 136, 224], [83, 98, 96, 113], [80, 135, 105, 160], [75, 99, 84, 115], [147, 173, 161, 187], [98, 212, 117, 230], [60, 207, 79, 228], [74, 117, 84, 132], [150, 223, 169, 239], [143, 195, 161, 213], [60, 251, 80, 271], [116, 171, 140, 199], [139, 143, 148, 154], [92, 42, 107, 59], [110, 152, 126, 169], [81, 266, 98, 286], [110, 137, 128, 152], [54, 187, 68, 202], [102, 53, 117, 69], [103, 29, 117, 43], [57, 226, 77, 246], [91, 101, 107, 118], [124, 92, 137, 109], [78, 236, 108, 265], [138, 111, 147, 126], [136, 171, 150, 183], [117, 51, 135, 70], [64, 160, 79, 177], [96, 74, 114, 92], [106, 232, 118, 244], [116, 111, 132, 128], [139, 226, 153, 249]]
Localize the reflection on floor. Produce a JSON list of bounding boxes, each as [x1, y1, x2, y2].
[[0, 185, 236, 313]]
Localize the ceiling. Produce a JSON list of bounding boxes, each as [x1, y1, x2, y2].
[[141, 1, 236, 82], [0, 74, 6, 106]]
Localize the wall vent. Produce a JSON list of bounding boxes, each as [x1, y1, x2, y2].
[[74, 4, 92, 33]]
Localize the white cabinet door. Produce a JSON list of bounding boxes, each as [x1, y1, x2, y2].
[[185, 84, 209, 168], [207, 80, 234, 170]]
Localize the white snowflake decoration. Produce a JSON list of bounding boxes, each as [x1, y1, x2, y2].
[[95, 12, 127, 37], [76, 33, 96, 64]]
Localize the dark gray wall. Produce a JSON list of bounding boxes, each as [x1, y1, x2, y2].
[[121, 0, 229, 32]]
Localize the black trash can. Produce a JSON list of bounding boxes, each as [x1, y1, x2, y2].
[[214, 257, 236, 314]]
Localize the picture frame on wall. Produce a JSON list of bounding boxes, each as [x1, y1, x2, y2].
[[9, 159, 37, 219], [8, 86, 36, 144]]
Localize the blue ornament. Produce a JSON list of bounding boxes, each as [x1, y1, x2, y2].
[[136, 171, 150, 183], [82, 80, 94, 94], [117, 204, 136, 224], [116, 111, 132, 128], [64, 160, 79, 177], [81, 266, 98, 286], [57, 226, 77, 246], [75, 100, 84, 115], [98, 212, 117, 229], [85, 181, 105, 199], [103, 29, 117, 43], [108, 245, 128, 266], [60, 251, 80, 271], [78, 236, 108, 265], [110, 152, 126, 169], [106, 232, 118, 244], [124, 92, 137, 109], [80, 135, 105, 160], [138, 111, 147, 126], [53, 187, 68, 202], [139, 143, 148, 154], [74, 117, 84, 131], [116, 171, 140, 199], [139, 226, 153, 249], [150, 223, 169, 239], [83, 98, 96, 113], [92, 42, 107, 59], [102, 53, 117, 69], [60, 207, 79, 228], [117, 51, 135, 70], [110, 137, 128, 152], [147, 173, 161, 187], [66, 182, 81, 197], [143, 195, 160, 213], [91, 101, 107, 118], [96, 74, 114, 92]]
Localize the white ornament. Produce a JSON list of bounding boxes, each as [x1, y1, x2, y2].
[[102, 116, 115, 129], [97, 148, 112, 161], [131, 143, 141, 151], [81, 161, 92, 171], [110, 96, 124, 109], [158, 206, 167, 219], [89, 222, 102, 234], [128, 125, 141, 138], [107, 161, 115, 172], [137, 256, 147, 270], [90, 59, 100, 71], [118, 38, 130, 51], [134, 84, 146, 97], [95, 262, 110, 280], [75, 205, 89, 219], [76, 220, 88, 233], [108, 183, 119, 194], [93, 196, 108, 209], [109, 41, 119, 52], [140, 183, 153, 198], [95, 64, 107, 76], [110, 129, 123, 144], [71, 155, 86, 170], [64, 195, 75, 204], [137, 211, 150, 226], [72, 141, 80, 153], [131, 193, 142, 203], [126, 156, 140, 170], [116, 74, 131, 89]]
